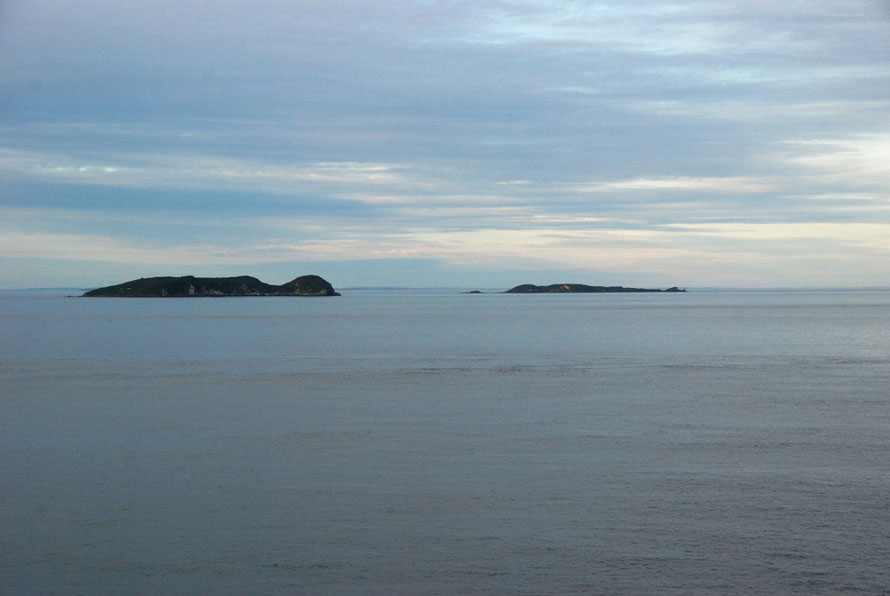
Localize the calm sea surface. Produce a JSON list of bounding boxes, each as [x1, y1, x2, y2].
[[2, 289, 889, 594]]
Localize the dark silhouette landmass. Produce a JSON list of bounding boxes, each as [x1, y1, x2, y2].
[[506, 284, 685, 293], [83, 275, 340, 297]]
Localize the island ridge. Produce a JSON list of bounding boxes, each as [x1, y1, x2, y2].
[[505, 284, 685, 293], [83, 275, 340, 297]]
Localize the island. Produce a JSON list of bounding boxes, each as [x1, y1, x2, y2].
[[505, 284, 685, 293], [83, 275, 341, 297]]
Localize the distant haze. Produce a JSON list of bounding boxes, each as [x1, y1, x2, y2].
[[2, 1, 890, 288]]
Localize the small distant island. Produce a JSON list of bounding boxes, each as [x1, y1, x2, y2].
[[83, 275, 340, 297], [505, 284, 685, 293]]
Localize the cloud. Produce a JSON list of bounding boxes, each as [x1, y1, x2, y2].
[[627, 98, 890, 124], [666, 221, 890, 250], [568, 176, 772, 194], [3, 1, 890, 287], [777, 133, 890, 188], [0, 147, 416, 196]]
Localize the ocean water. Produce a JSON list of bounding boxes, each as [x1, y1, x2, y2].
[[1, 289, 889, 594]]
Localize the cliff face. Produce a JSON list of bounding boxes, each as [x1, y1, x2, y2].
[[83, 275, 340, 297], [506, 284, 685, 293]]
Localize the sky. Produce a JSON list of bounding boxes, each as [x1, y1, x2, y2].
[[2, 1, 890, 289]]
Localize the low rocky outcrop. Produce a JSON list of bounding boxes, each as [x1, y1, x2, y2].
[[83, 275, 340, 297], [505, 283, 685, 293]]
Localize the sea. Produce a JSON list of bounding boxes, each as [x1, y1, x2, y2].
[[1, 288, 889, 594]]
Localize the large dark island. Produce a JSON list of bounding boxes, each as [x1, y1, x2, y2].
[[506, 283, 685, 293], [83, 274, 340, 297]]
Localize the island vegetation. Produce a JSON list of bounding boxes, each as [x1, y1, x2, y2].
[[505, 284, 685, 293], [83, 275, 340, 297]]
